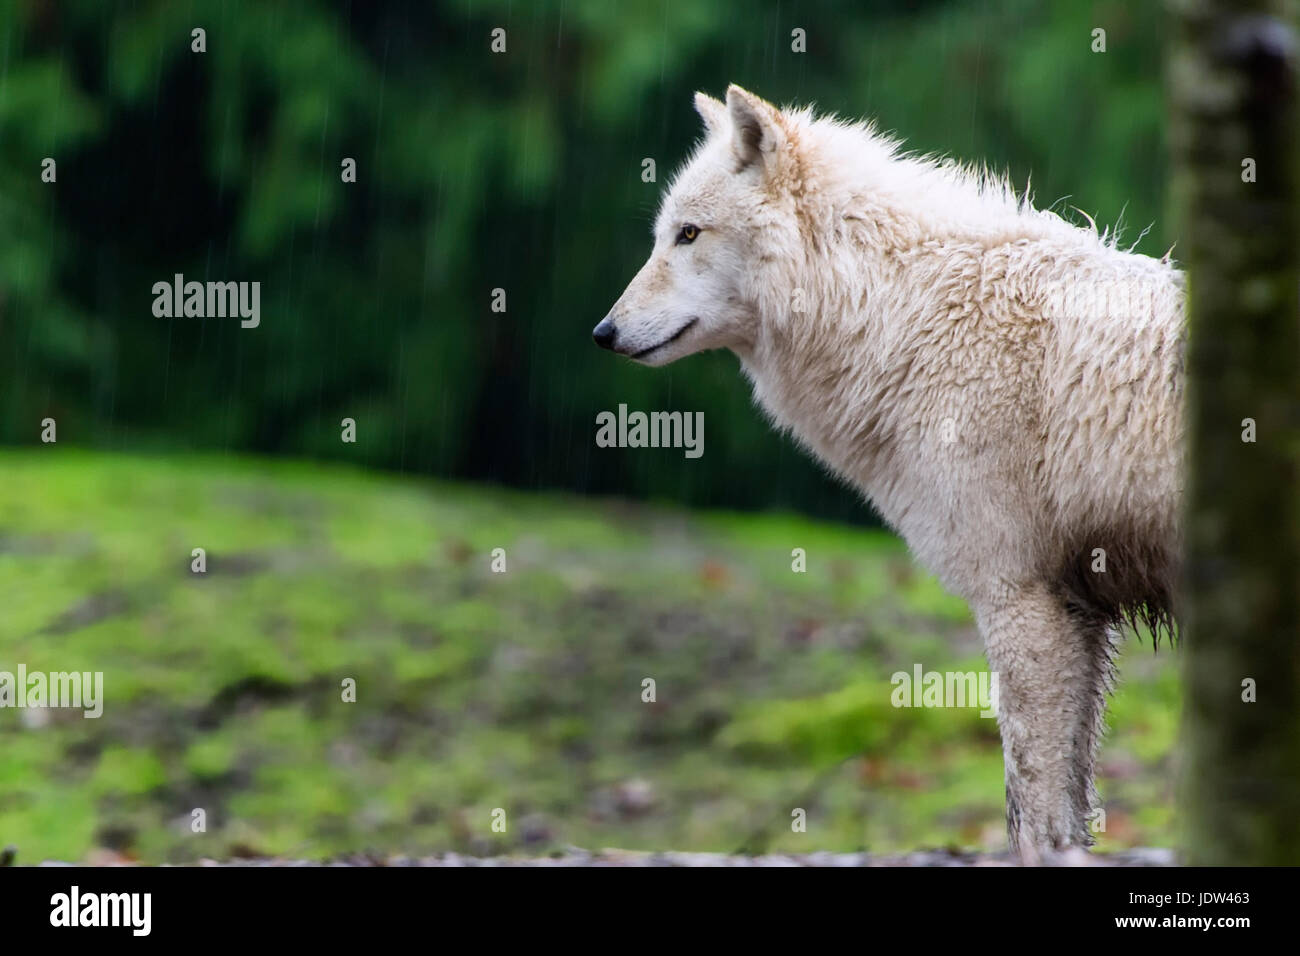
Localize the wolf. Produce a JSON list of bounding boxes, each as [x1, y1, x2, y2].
[[593, 85, 1185, 864]]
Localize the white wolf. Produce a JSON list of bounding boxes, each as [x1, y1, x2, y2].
[[594, 85, 1184, 864]]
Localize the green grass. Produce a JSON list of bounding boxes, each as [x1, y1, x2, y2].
[[0, 449, 1180, 862]]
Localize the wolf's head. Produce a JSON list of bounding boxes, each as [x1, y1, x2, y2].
[[593, 85, 796, 366]]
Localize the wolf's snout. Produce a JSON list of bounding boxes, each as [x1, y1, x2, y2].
[[592, 317, 617, 349]]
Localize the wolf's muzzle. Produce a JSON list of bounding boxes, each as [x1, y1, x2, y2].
[[592, 318, 617, 349]]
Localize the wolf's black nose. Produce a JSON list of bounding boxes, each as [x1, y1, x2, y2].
[[592, 318, 617, 349]]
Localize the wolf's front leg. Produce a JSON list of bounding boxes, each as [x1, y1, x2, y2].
[[975, 585, 1112, 865]]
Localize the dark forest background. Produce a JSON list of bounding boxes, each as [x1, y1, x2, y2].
[[1, 0, 1167, 521]]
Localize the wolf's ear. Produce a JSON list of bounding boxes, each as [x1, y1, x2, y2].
[[694, 92, 726, 135], [726, 84, 782, 174]]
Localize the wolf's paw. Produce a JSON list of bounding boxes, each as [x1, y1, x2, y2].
[[1020, 844, 1093, 867]]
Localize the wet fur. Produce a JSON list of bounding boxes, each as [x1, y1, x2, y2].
[[601, 86, 1184, 862]]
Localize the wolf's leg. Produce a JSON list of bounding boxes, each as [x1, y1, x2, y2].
[[975, 584, 1114, 864]]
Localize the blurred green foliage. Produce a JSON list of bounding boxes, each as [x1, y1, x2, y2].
[[0, 0, 1167, 518], [0, 450, 1178, 861]]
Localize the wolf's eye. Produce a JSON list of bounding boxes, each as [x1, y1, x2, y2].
[[676, 224, 700, 245]]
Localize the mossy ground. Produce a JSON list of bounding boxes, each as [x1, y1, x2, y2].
[[0, 450, 1179, 862]]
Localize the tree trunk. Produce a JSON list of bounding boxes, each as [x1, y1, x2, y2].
[[1170, 0, 1300, 864]]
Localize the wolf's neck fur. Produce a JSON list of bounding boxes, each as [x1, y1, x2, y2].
[[732, 111, 1147, 529]]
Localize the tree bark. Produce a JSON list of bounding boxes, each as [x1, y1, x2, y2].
[[1170, 0, 1300, 864]]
